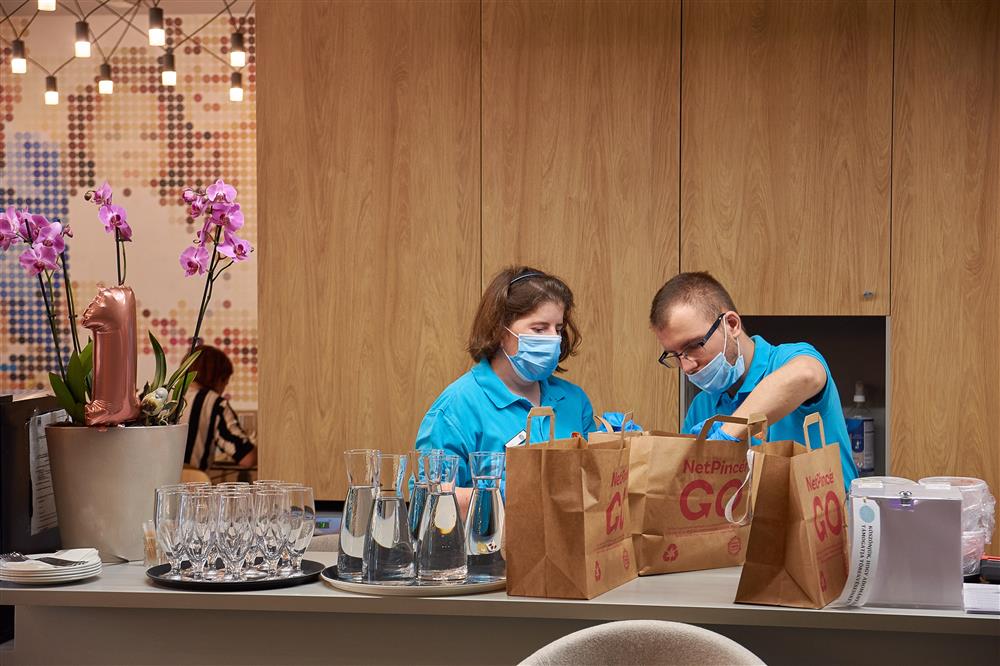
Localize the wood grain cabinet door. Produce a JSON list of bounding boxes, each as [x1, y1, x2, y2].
[[681, 0, 892, 315], [482, 0, 682, 430]]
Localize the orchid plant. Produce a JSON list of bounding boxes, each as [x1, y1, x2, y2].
[[0, 178, 252, 426]]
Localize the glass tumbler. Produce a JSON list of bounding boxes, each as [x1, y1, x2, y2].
[[154, 487, 186, 579], [284, 484, 316, 573], [338, 449, 378, 581], [254, 488, 291, 578], [362, 453, 415, 584], [179, 490, 216, 580], [466, 451, 506, 580]]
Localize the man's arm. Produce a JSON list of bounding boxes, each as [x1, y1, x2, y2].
[[720, 356, 827, 437]]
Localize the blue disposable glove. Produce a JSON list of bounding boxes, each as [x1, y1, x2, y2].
[[691, 418, 741, 442], [597, 411, 644, 433]]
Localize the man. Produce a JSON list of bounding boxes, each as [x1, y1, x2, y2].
[[649, 272, 858, 488]]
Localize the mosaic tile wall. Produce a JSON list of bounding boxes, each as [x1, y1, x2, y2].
[[1, 10, 258, 408]]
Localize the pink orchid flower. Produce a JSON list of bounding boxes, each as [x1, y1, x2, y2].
[[19, 244, 59, 276], [35, 221, 66, 253], [99, 204, 133, 241], [209, 202, 244, 233], [218, 230, 252, 262], [91, 181, 113, 206], [206, 179, 237, 203], [182, 187, 199, 203], [189, 196, 208, 217], [0, 208, 19, 250], [180, 245, 211, 276]]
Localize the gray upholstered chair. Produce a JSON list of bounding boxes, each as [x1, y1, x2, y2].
[[519, 620, 764, 666]]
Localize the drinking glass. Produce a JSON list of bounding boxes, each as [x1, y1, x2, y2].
[[417, 453, 467, 582], [284, 485, 316, 573], [338, 450, 377, 581], [180, 490, 216, 580], [154, 487, 186, 579], [362, 453, 415, 583], [254, 488, 291, 578], [466, 452, 506, 580], [216, 492, 253, 581]]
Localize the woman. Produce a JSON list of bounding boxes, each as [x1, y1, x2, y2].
[[181, 345, 257, 471], [414, 266, 594, 509]]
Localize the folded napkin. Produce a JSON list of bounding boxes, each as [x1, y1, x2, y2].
[[1, 548, 100, 572]]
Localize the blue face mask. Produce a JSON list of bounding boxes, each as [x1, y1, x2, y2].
[[687, 331, 745, 395], [504, 327, 562, 382]]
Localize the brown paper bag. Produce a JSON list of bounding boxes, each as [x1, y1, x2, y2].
[[735, 413, 848, 609], [591, 414, 765, 575], [505, 407, 636, 599]]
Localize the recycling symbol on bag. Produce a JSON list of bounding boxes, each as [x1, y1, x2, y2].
[[662, 544, 679, 562], [594, 561, 602, 581], [622, 548, 631, 570], [820, 571, 828, 592]]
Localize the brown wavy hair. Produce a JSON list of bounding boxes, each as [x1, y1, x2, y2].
[[190, 345, 234, 394], [467, 266, 581, 372]]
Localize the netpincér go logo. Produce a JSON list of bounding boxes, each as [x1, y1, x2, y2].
[[812, 490, 843, 541], [679, 478, 743, 521], [662, 543, 679, 562], [606, 492, 624, 535]]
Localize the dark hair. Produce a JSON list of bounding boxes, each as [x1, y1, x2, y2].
[[467, 266, 581, 371], [649, 271, 738, 330], [189, 345, 234, 394]]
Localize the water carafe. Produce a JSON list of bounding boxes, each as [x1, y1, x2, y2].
[[408, 450, 433, 543], [337, 449, 377, 581], [417, 453, 467, 581], [362, 453, 415, 583], [466, 451, 506, 581]]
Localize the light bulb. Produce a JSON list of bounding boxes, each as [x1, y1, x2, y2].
[[148, 7, 165, 46], [11, 39, 26, 74], [44, 76, 58, 105], [161, 51, 176, 86], [229, 32, 246, 67], [229, 71, 243, 102], [38, 0, 56, 11], [98, 63, 113, 94], [75, 21, 92, 58]]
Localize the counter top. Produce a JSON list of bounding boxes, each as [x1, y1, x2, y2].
[[2, 552, 994, 636]]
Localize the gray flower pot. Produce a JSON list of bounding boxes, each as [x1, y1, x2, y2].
[[46, 423, 187, 562]]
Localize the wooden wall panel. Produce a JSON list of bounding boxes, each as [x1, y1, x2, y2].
[[482, 0, 680, 430], [681, 1, 892, 315], [257, 1, 481, 498], [891, 0, 1000, 553]]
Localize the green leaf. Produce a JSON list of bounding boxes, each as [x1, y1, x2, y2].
[[66, 351, 88, 404], [168, 371, 197, 423], [148, 332, 167, 389], [79, 340, 93, 374], [165, 351, 200, 390], [49, 372, 84, 424]]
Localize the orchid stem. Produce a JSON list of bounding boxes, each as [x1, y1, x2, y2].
[[58, 252, 83, 357], [188, 229, 223, 357], [114, 228, 124, 285], [38, 272, 67, 383]]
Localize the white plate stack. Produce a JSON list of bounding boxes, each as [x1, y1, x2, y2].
[[0, 548, 102, 585]]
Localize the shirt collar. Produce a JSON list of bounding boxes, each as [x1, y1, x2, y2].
[[735, 335, 771, 395], [471, 358, 566, 409]]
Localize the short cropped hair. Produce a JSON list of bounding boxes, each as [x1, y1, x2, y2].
[[467, 266, 581, 371], [649, 271, 738, 330]]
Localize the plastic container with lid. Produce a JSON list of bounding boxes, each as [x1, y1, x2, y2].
[[918, 476, 995, 576], [850, 476, 912, 495]]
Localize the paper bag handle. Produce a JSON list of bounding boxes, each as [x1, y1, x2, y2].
[[802, 412, 834, 448], [594, 415, 616, 434], [525, 406, 556, 445], [696, 413, 768, 443], [720, 413, 767, 527]]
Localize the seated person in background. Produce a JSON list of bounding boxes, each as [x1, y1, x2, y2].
[[181, 345, 257, 471], [649, 271, 858, 489]]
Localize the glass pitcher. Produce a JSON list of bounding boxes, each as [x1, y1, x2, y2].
[[362, 453, 416, 583], [337, 449, 377, 581], [408, 450, 437, 544], [466, 451, 506, 581], [417, 453, 467, 582]]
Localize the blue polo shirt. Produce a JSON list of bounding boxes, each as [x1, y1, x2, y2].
[[682, 335, 858, 489], [414, 359, 595, 486]]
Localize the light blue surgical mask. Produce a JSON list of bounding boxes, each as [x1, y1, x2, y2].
[[687, 330, 745, 395], [504, 327, 562, 382]]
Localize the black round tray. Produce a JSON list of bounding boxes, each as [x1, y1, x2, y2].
[[146, 559, 323, 591]]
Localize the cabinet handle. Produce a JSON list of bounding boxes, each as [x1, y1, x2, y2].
[[862, 291, 875, 300]]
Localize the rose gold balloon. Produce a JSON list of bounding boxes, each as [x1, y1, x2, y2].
[[81, 285, 141, 426]]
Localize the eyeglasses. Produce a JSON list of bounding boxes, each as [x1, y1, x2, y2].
[[658, 313, 725, 369]]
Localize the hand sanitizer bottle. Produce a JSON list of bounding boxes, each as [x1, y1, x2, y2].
[[845, 381, 875, 476]]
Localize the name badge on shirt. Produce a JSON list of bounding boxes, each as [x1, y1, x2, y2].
[[505, 430, 528, 448]]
